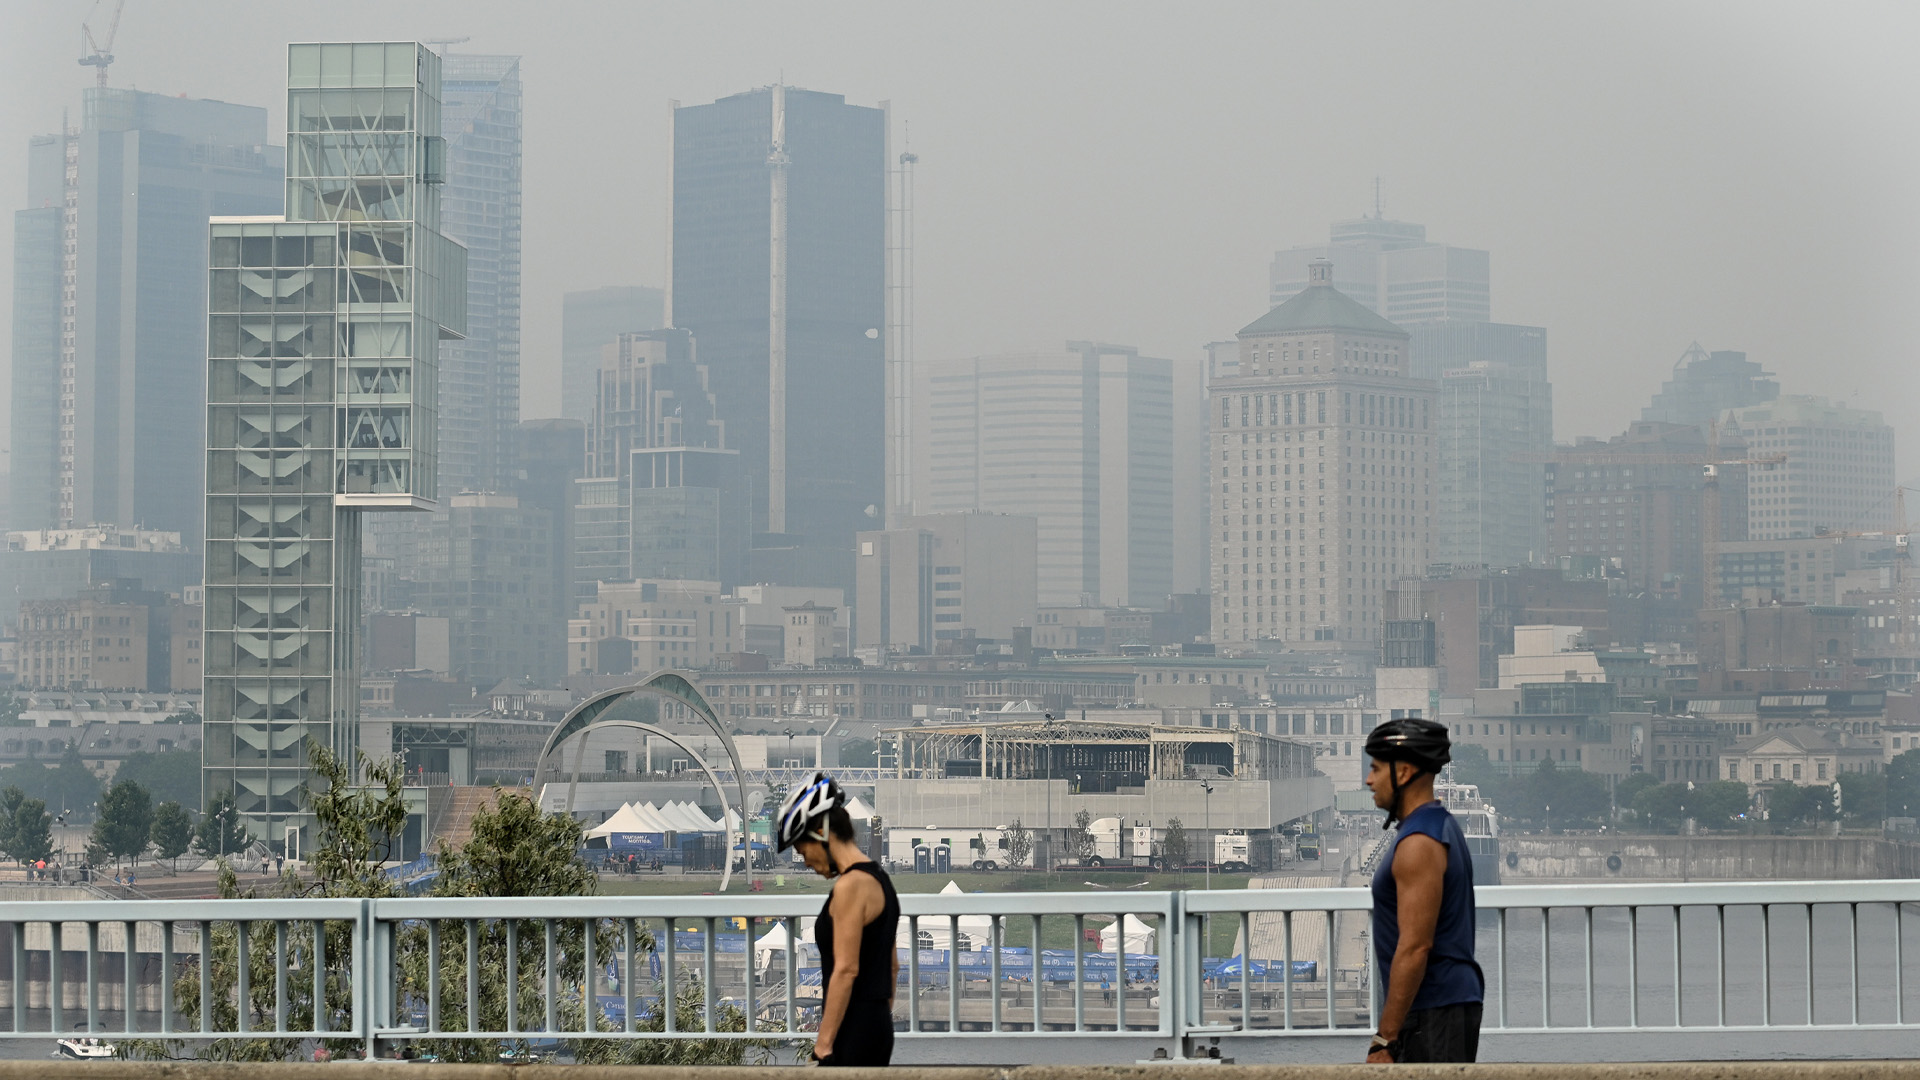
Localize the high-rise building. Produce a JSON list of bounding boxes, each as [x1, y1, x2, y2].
[[915, 341, 1174, 608], [1641, 343, 1778, 432], [1270, 216, 1489, 326], [1417, 323, 1552, 569], [1212, 260, 1435, 646], [576, 328, 746, 587], [435, 54, 522, 497], [670, 85, 885, 578], [1725, 396, 1897, 541], [855, 512, 1038, 653], [407, 494, 556, 684], [561, 286, 663, 424], [11, 89, 284, 539], [204, 43, 466, 844], [1543, 422, 1745, 606], [0, 525, 197, 612], [16, 581, 201, 692], [512, 418, 586, 658]]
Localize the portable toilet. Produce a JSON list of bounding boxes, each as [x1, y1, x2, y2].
[[933, 844, 952, 874], [913, 844, 931, 875]]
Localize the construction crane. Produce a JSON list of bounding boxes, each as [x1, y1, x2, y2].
[[78, 0, 126, 88]]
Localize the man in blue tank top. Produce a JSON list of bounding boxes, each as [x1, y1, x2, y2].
[[1363, 718, 1484, 1063]]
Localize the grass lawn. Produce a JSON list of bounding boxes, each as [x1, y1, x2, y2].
[[597, 867, 1253, 955]]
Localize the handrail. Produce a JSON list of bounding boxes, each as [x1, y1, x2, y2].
[[0, 881, 1915, 1061]]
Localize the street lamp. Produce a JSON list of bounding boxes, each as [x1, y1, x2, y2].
[[1200, 780, 1215, 890], [1042, 712, 1057, 880]]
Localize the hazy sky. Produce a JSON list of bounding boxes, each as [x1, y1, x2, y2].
[[5, 2, 1918, 479]]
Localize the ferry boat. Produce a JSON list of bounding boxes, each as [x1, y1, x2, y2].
[[1435, 780, 1502, 885]]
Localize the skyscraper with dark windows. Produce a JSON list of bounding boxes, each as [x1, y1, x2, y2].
[[670, 85, 885, 588], [11, 89, 283, 541], [203, 42, 465, 846]]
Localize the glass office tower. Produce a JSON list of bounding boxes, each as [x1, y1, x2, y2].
[[203, 43, 465, 845]]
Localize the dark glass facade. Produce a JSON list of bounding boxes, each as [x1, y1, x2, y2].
[[671, 86, 884, 573]]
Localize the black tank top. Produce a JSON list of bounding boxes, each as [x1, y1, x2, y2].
[[817, 861, 901, 1003]]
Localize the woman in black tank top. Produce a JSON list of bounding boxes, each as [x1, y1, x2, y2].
[[776, 773, 900, 1066]]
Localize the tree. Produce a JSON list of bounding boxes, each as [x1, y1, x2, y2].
[[1004, 819, 1032, 869], [1638, 780, 1750, 832], [112, 750, 201, 808], [1162, 817, 1189, 869], [150, 802, 194, 871], [1070, 808, 1096, 861], [1614, 772, 1662, 818], [1888, 748, 1920, 819], [0, 787, 54, 865], [128, 743, 769, 1065], [194, 789, 252, 859], [0, 692, 24, 727], [1837, 771, 1886, 825], [1763, 783, 1827, 828], [90, 779, 154, 869]]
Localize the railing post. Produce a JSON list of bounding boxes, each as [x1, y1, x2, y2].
[[355, 899, 375, 1061]]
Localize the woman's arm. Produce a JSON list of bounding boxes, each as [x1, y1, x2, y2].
[[815, 873, 882, 1059]]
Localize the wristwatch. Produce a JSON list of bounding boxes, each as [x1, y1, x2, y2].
[[1369, 1033, 1401, 1059]]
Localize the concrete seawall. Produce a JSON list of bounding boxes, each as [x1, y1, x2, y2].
[[1501, 834, 1920, 881]]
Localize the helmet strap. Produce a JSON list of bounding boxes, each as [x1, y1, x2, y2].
[[1384, 761, 1408, 830]]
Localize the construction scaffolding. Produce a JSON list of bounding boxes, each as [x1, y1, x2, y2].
[[884, 718, 1318, 789]]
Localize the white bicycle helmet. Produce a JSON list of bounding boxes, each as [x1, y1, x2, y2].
[[775, 771, 846, 852]]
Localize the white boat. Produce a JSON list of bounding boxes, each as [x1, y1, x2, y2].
[[55, 1036, 114, 1060], [1435, 780, 1501, 885]]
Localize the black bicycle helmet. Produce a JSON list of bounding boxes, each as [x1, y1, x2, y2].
[[1365, 718, 1452, 828], [1364, 717, 1452, 774]]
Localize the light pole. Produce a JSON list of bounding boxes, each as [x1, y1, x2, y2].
[[1200, 780, 1214, 890], [1042, 712, 1057, 881]]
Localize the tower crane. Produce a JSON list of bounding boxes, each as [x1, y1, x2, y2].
[[79, 0, 127, 88], [1700, 420, 1786, 605]]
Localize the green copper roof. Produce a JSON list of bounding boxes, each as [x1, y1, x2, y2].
[[1239, 284, 1407, 338]]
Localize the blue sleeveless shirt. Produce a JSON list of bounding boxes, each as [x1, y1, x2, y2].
[[1370, 800, 1483, 1011]]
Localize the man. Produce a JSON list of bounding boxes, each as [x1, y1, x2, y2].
[[1363, 718, 1483, 1064]]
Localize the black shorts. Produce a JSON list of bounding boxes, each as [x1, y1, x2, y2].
[[820, 1001, 895, 1067], [1397, 1001, 1482, 1063]]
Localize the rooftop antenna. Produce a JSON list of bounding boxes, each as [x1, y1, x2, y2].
[[1373, 175, 1382, 219], [421, 36, 471, 54], [79, 0, 127, 88]]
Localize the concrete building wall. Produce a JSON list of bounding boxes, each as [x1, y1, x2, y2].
[[857, 512, 1038, 652]]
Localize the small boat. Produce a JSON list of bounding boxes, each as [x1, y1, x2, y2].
[[56, 1036, 115, 1060]]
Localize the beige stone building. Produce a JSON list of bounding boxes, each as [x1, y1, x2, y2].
[[1721, 724, 1882, 786], [16, 583, 200, 692], [1211, 259, 1435, 647]]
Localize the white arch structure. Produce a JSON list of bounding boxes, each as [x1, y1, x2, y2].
[[532, 670, 754, 891]]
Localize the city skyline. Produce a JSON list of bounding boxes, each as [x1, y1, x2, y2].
[[2, 4, 1916, 482]]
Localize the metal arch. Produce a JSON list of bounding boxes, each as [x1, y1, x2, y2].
[[533, 669, 755, 890], [555, 718, 738, 894]]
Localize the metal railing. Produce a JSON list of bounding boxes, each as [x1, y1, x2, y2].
[[1, 881, 1917, 1061]]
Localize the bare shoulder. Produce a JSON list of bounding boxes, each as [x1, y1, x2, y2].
[[1391, 832, 1447, 879], [831, 867, 883, 914]]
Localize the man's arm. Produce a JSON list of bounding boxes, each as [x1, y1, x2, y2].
[[814, 873, 882, 1059], [1369, 833, 1446, 1062]]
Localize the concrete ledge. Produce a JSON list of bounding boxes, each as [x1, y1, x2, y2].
[[6, 1064, 1920, 1078]]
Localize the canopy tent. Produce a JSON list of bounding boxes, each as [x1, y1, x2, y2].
[[1099, 915, 1156, 954], [844, 795, 877, 821], [629, 803, 677, 832], [753, 918, 818, 970], [659, 802, 718, 833], [897, 881, 993, 952], [585, 803, 655, 839]]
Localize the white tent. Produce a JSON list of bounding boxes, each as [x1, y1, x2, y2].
[[844, 795, 877, 821], [585, 803, 654, 839], [663, 802, 717, 832], [898, 881, 992, 952], [630, 803, 677, 833], [753, 918, 817, 969], [1099, 915, 1155, 954]]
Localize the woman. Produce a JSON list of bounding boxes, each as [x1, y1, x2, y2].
[[776, 772, 899, 1067]]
